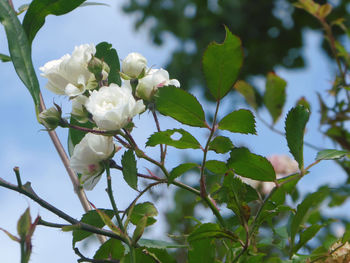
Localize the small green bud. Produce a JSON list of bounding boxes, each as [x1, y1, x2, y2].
[[88, 56, 110, 82], [38, 106, 62, 130]]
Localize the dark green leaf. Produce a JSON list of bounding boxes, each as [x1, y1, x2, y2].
[[234, 80, 258, 109], [285, 106, 310, 170], [156, 86, 206, 127], [129, 202, 158, 227], [188, 223, 234, 242], [293, 224, 323, 253], [169, 163, 198, 183], [121, 248, 154, 263], [121, 150, 138, 190], [94, 238, 125, 260], [22, 0, 86, 45], [73, 209, 114, 246], [0, 53, 11, 62], [315, 149, 349, 161], [17, 208, 31, 239], [67, 117, 94, 156], [95, 42, 121, 85], [0, 1, 40, 110], [218, 109, 256, 134], [290, 187, 329, 247], [209, 136, 234, 153], [138, 239, 187, 249], [205, 160, 227, 174], [188, 238, 216, 263], [227, 147, 276, 181], [264, 72, 287, 123], [145, 248, 177, 263], [146, 129, 201, 149], [202, 26, 243, 100]]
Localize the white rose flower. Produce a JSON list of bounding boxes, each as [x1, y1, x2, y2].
[[70, 133, 115, 190], [136, 68, 180, 100], [122, 52, 147, 78], [86, 83, 145, 131], [40, 44, 96, 97]]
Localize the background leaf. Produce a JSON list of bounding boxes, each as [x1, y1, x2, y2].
[[218, 109, 256, 134], [285, 106, 310, 170], [156, 86, 206, 127], [188, 238, 216, 263], [146, 129, 201, 149], [0, 0, 40, 110], [129, 202, 158, 226], [234, 80, 258, 109], [227, 147, 276, 181], [208, 136, 234, 154], [315, 149, 349, 161], [121, 150, 138, 190], [72, 209, 114, 246], [202, 26, 243, 100], [95, 42, 121, 85], [169, 163, 198, 183], [264, 72, 287, 123], [22, 0, 86, 45], [138, 239, 187, 249]]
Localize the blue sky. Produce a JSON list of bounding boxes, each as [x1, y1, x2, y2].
[[0, 1, 348, 262]]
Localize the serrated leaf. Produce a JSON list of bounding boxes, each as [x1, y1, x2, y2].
[[17, 208, 31, 239], [146, 129, 201, 149], [218, 109, 256, 134], [234, 80, 258, 109], [188, 223, 234, 242], [227, 147, 276, 181], [72, 209, 114, 246], [129, 202, 158, 227], [285, 106, 310, 170], [67, 117, 94, 156], [293, 224, 323, 253], [95, 42, 121, 85], [264, 72, 287, 123], [290, 187, 329, 247], [208, 136, 234, 154], [205, 160, 227, 174], [156, 86, 206, 127], [0, 53, 10, 62], [169, 163, 198, 183], [22, 0, 86, 45], [202, 26, 243, 100], [0, 0, 40, 110], [121, 150, 138, 190], [94, 238, 125, 260], [138, 239, 187, 249], [315, 149, 349, 161], [188, 238, 216, 263]]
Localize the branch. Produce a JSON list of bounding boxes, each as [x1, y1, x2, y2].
[[74, 247, 119, 263]]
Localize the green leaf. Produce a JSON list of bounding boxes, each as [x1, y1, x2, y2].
[[67, 117, 94, 156], [132, 215, 147, 244], [146, 129, 201, 149], [169, 163, 198, 183], [0, 53, 11, 62], [234, 80, 258, 109], [290, 187, 329, 247], [315, 149, 349, 161], [202, 26, 243, 100], [0, 0, 40, 110], [205, 160, 227, 174], [22, 0, 86, 45], [188, 238, 216, 263], [94, 238, 125, 260], [80, 2, 110, 7], [121, 150, 138, 190], [95, 42, 121, 85], [17, 208, 31, 239], [293, 224, 323, 253], [138, 239, 187, 249], [0, 227, 19, 242], [218, 109, 256, 134], [209, 136, 234, 154], [156, 86, 206, 127], [285, 106, 310, 170], [264, 72, 287, 123], [145, 248, 177, 263], [188, 223, 234, 242], [227, 147, 276, 181], [129, 202, 158, 227], [121, 248, 155, 263], [72, 209, 114, 246]]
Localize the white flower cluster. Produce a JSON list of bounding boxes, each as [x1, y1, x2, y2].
[[40, 44, 180, 190]]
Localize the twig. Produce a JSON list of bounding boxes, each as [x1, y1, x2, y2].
[[13, 166, 22, 188], [74, 247, 119, 263], [151, 109, 166, 164]]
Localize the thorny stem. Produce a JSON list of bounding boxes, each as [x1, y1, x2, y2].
[[0, 177, 126, 243], [39, 94, 106, 244]]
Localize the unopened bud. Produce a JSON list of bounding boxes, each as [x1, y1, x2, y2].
[[88, 56, 110, 81], [38, 106, 62, 130], [121, 52, 147, 79]]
